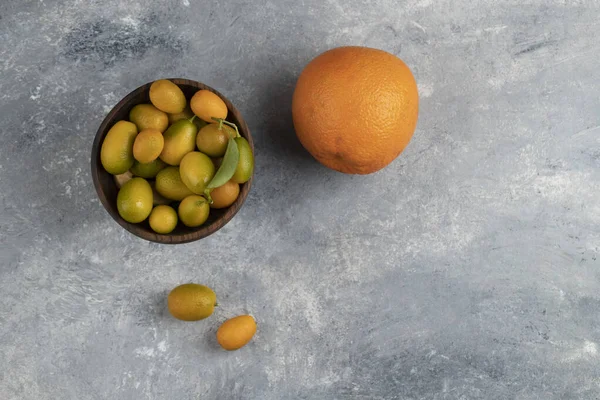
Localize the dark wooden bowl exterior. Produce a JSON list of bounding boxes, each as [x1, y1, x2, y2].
[[91, 79, 254, 244]]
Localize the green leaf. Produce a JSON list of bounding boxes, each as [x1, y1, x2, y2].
[[206, 138, 239, 189]]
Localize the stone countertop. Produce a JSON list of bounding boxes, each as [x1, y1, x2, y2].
[[1, 1, 599, 399]]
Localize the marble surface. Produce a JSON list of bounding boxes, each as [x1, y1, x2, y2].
[[1, 0, 600, 399]]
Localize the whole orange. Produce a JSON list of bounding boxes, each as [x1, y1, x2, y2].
[[292, 46, 419, 174], [209, 180, 240, 209], [216, 315, 257, 351]]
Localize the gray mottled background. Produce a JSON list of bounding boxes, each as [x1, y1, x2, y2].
[[1, 0, 599, 399]]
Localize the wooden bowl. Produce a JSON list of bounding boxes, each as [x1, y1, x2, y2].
[[91, 79, 254, 244]]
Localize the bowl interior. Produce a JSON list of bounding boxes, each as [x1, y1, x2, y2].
[[91, 79, 253, 244]]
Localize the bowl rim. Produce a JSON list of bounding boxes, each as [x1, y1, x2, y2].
[[90, 78, 254, 244]]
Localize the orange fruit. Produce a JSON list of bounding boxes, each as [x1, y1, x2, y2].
[[196, 123, 236, 157], [116, 178, 153, 223], [216, 315, 257, 351], [190, 90, 228, 122], [167, 283, 217, 321], [148, 205, 178, 234], [209, 181, 240, 209], [292, 46, 419, 174], [129, 104, 169, 132], [149, 80, 186, 114], [178, 195, 210, 227], [133, 129, 164, 163]]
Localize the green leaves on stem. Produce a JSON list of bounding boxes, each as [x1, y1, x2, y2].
[[212, 117, 240, 138]]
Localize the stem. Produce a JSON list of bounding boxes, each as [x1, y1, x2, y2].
[[203, 188, 214, 204], [212, 117, 240, 137], [189, 115, 197, 123]]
